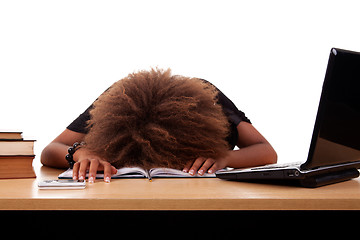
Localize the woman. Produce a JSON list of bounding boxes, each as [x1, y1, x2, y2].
[[41, 68, 277, 183]]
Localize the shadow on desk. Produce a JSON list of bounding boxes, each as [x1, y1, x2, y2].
[[2, 210, 360, 238]]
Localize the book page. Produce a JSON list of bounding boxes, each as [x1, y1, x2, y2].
[[58, 169, 75, 179], [114, 167, 147, 178], [58, 167, 148, 179], [149, 168, 216, 178]]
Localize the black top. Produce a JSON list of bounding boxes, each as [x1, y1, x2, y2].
[[67, 83, 250, 150]]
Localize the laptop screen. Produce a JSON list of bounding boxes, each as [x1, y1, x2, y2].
[[302, 48, 360, 170]]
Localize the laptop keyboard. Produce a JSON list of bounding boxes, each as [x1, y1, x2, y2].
[[251, 161, 302, 170]]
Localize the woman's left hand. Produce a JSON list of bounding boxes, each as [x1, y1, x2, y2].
[[182, 156, 228, 176]]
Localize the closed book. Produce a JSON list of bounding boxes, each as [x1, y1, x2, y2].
[[0, 140, 35, 155], [0, 155, 36, 179], [0, 132, 23, 140]]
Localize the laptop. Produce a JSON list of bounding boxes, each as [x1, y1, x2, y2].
[[216, 48, 360, 187]]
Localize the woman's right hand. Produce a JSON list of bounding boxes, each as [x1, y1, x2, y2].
[[72, 148, 117, 183]]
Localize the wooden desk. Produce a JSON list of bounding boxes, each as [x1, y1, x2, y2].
[[1, 165, 360, 210]]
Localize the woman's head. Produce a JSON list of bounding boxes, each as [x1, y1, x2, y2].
[[84, 68, 230, 169]]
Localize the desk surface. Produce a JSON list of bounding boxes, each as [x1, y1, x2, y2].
[[1, 164, 360, 210]]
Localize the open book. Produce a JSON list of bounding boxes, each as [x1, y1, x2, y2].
[[58, 167, 216, 180]]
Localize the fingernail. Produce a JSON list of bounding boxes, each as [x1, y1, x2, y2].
[[79, 175, 84, 180], [208, 170, 213, 174], [105, 177, 110, 183], [183, 169, 188, 173], [89, 176, 94, 183], [189, 169, 195, 175], [73, 175, 77, 180], [198, 170, 204, 175]]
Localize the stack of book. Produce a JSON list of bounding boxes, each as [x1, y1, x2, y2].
[[0, 132, 36, 179]]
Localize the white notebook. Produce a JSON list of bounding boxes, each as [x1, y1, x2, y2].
[[58, 167, 216, 180]]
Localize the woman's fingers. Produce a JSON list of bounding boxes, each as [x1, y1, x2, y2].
[[72, 161, 80, 180], [198, 158, 215, 175], [88, 158, 100, 183], [188, 157, 206, 175], [183, 157, 217, 176], [182, 161, 193, 173], [78, 159, 90, 180], [102, 161, 113, 183], [72, 157, 116, 183]]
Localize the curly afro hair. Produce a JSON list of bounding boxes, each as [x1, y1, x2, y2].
[[84, 68, 230, 170]]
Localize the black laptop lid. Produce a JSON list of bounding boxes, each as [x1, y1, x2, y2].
[[301, 48, 360, 170]]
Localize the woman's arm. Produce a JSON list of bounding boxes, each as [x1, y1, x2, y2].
[[228, 121, 278, 168], [41, 129, 85, 168], [183, 121, 277, 175]]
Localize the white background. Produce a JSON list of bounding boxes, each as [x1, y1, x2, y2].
[[1, 0, 360, 166]]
